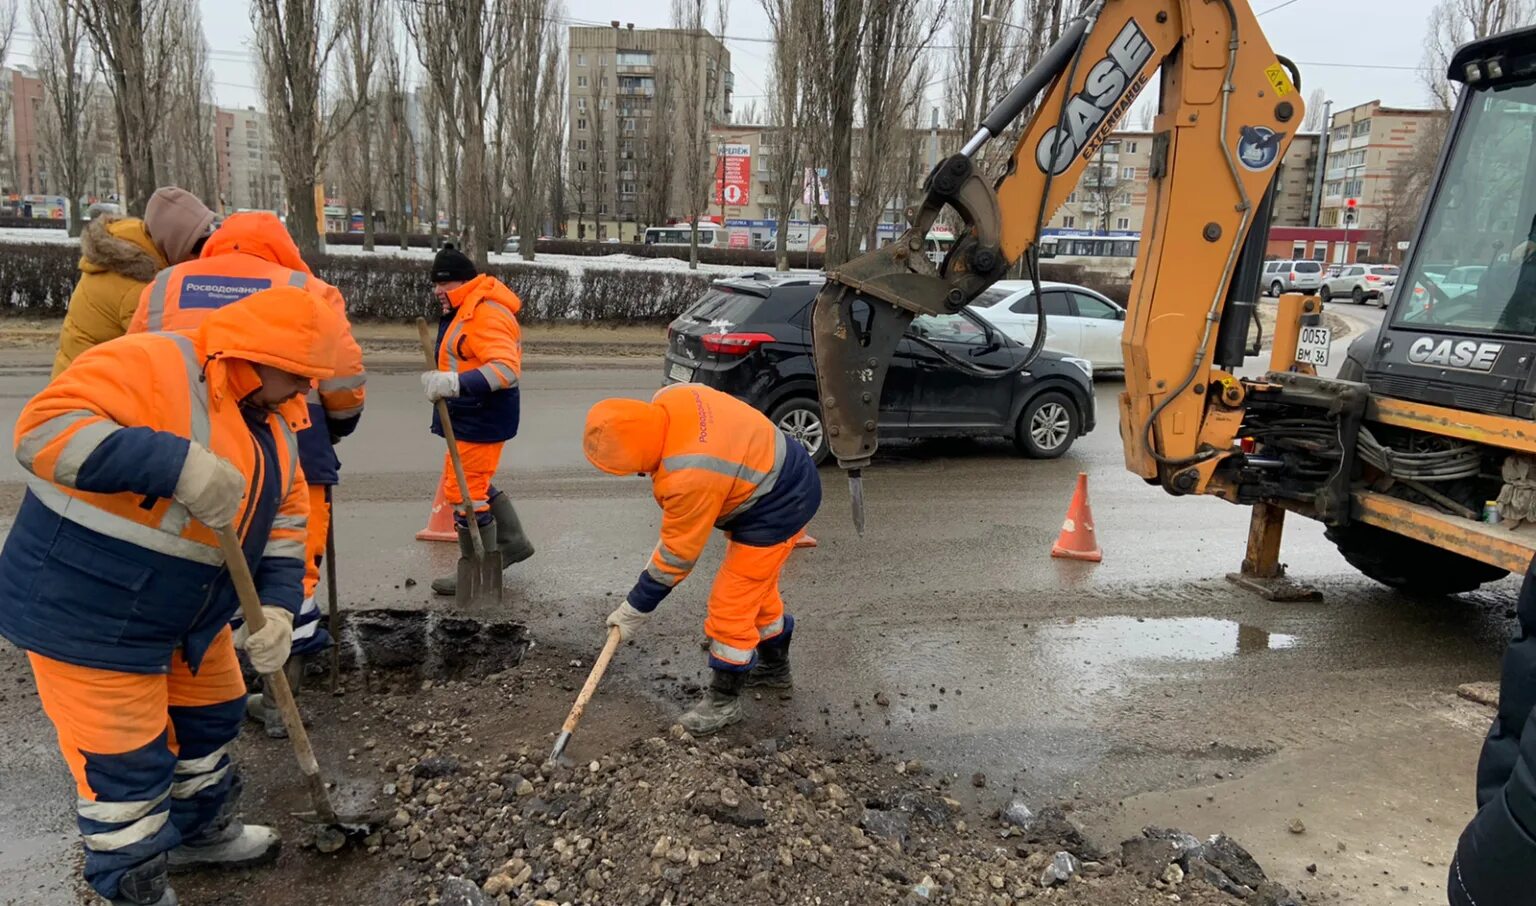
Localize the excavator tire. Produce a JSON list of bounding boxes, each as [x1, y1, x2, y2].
[[1325, 521, 1508, 596]]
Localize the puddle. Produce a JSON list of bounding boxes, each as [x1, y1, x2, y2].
[[1037, 617, 1296, 662], [333, 609, 529, 680]]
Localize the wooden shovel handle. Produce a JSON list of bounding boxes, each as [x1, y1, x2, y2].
[[416, 318, 487, 559], [561, 626, 624, 736], [213, 525, 338, 823]]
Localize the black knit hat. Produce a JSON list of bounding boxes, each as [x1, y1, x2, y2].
[[431, 243, 478, 283]]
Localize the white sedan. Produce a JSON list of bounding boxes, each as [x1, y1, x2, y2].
[[968, 280, 1127, 370]]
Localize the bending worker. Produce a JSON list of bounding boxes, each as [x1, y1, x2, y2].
[[0, 287, 341, 906], [127, 212, 366, 734], [52, 186, 217, 377], [583, 383, 821, 734], [419, 244, 535, 595]]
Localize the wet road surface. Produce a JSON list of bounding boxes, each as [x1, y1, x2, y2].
[[0, 301, 1509, 904]]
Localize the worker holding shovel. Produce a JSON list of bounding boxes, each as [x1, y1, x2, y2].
[[583, 384, 822, 734], [0, 287, 340, 906], [420, 245, 536, 596]]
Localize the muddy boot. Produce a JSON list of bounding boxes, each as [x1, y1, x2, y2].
[[244, 693, 286, 738], [431, 521, 499, 596], [746, 637, 793, 690], [679, 669, 747, 735], [167, 822, 281, 873], [489, 493, 535, 565], [107, 854, 178, 905]]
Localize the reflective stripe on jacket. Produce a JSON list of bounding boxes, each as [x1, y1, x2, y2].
[[127, 211, 366, 485], [629, 384, 820, 612], [431, 274, 524, 444], [0, 300, 326, 674]]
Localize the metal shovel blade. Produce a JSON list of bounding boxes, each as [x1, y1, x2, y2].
[[456, 548, 504, 608]]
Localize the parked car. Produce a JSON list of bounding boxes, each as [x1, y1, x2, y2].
[[1261, 259, 1325, 296], [965, 280, 1127, 371], [1319, 264, 1398, 306], [502, 236, 521, 254], [662, 274, 1097, 463], [1399, 265, 1487, 316]]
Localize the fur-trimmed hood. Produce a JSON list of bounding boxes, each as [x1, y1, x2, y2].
[[79, 215, 167, 283]]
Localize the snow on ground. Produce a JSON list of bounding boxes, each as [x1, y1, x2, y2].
[[0, 225, 821, 279]]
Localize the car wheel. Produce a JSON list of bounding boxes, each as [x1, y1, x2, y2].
[[1351, 286, 1365, 304], [1269, 280, 1283, 298], [770, 398, 829, 466], [1318, 285, 1332, 302], [1014, 391, 1079, 459]]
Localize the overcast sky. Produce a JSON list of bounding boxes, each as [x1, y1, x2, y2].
[[12, 0, 1439, 123]]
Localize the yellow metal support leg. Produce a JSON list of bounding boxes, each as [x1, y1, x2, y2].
[[1226, 502, 1323, 602]]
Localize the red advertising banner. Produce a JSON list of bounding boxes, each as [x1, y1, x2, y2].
[[714, 144, 751, 207]]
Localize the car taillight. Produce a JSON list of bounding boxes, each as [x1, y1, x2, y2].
[[701, 332, 776, 356], [1289, 272, 1297, 282], [1365, 274, 1381, 282]]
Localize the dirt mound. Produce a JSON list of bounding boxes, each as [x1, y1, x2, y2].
[[383, 723, 1295, 905]]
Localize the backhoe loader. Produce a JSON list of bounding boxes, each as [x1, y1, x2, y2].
[[811, 0, 1536, 598]]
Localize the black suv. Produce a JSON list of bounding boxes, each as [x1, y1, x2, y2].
[[663, 274, 1096, 463]]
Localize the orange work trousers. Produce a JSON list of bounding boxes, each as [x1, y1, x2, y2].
[[28, 627, 247, 899], [439, 440, 505, 523], [703, 536, 797, 671]]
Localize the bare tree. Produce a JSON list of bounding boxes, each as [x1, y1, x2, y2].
[[1301, 87, 1327, 132], [854, 0, 936, 250], [637, 62, 677, 231], [801, 0, 864, 267], [75, 0, 180, 214], [0, 0, 18, 194], [945, 0, 1022, 175], [251, 0, 354, 255], [32, 0, 95, 234], [501, 0, 563, 260], [589, 61, 610, 238], [1084, 144, 1127, 233], [671, 0, 728, 268], [1134, 96, 1153, 131], [335, 0, 385, 249], [402, 0, 515, 267], [377, 37, 414, 249], [1422, 0, 1535, 108], [157, 0, 217, 204], [1375, 116, 1449, 261], [761, 0, 811, 270]]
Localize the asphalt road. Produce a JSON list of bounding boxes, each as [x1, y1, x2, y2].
[[0, 301, 1510, 905]]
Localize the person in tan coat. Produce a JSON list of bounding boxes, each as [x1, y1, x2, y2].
[[51, 187, 217, 377]]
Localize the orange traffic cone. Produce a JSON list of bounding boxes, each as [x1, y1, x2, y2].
[[794, 530, 819, 549], [415, 484, 457, 542], [1051, 473, 1102, 562]]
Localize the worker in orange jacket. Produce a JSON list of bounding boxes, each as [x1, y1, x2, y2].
[[0, 287, 340, 906], [583, 383, 821, 734], [127, 212, 366, 735], [420, 245, 535, 595]]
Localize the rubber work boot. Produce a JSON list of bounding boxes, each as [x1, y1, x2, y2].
[[107, 854, 178, 905], [745, 637, 793, 690], [167, 822, 281, 873], [489, 494, 535, 565], [431, 521, 499, 596], [243, 657, 303, 738], [679, 669, 748, 735]]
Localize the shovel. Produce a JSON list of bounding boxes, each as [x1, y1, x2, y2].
[[417, 318, 503, 607], [549, 626, 623, 765], [214, 525, 388, 852]]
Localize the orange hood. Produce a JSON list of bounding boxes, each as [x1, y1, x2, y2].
[[584, 398, 667, 476], [449, 273, 523, 315], [201, 211, 313, 275], [199, 285, 340, 382]]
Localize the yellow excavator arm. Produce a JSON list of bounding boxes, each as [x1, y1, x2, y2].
[[812, 0, 1314, 525]]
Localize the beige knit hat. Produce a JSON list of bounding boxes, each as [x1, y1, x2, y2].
[[144, 187, 218, 264]]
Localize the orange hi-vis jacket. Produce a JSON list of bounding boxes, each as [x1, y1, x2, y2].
[[430, 274, 524, 444], [128, 211, 366, 485], [583, 384, 821, 613], [0, 288, 340, 674]]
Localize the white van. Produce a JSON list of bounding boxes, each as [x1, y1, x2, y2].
[[644, 225, 729, 249]]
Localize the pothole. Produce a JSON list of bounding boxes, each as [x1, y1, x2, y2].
[[330, 609, 529, 680]]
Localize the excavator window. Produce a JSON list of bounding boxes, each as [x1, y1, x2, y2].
[[1395, 81, 1536, 334]]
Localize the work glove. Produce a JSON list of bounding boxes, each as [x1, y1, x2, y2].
[[175, 442, 245, 528], [245, 606, 294, 675], [606, 601, 650, 642], [420, 370, 460, 402]]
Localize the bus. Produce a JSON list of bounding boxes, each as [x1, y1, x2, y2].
[[1037, 232, 1139, 278], [644, 222, 730, 249]]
